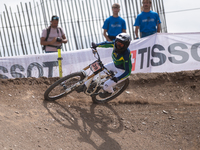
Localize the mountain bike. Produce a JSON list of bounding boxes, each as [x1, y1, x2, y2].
[[44, 43, 129, 104]]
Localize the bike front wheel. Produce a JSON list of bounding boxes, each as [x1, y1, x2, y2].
[[91, 78, 129, 104], [44, 72, 85, 101]]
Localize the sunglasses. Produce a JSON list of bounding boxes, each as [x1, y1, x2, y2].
[[52, 16, 59, 20]]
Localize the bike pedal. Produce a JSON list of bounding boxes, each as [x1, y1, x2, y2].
[[76, 84, 86, 93]]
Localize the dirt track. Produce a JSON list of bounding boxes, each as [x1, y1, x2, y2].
[[0, 70, 200, 150]]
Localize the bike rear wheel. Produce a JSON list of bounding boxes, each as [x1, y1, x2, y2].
[[91, 78, 129, 104], [44, 72, 85, 101]]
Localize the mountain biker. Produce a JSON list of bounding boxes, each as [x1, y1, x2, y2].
[[77, 33, 132, 98]]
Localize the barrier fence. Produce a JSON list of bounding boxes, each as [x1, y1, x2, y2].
[[0, 0, 167, 57]]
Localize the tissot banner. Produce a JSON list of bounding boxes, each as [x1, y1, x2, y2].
[[0, 33, 200, 79], [130, 32, 200, 73]]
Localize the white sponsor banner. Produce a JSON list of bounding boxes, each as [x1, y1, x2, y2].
[[0, 32, 200, 79], [0, 47, 112, 79], [129, 32, 200, 73]]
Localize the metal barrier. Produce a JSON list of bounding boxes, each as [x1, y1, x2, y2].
[[0, 0, 167, 57]]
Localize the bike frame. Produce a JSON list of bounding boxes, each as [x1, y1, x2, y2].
[[64, 50, 113, 96], [80, 67, 106, 96]]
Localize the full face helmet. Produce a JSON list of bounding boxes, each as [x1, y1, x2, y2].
[[114, 33, 131, 54]]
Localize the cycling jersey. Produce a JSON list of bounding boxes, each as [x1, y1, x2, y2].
[[97, 41, 132, 80]]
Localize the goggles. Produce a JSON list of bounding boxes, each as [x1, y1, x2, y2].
[[116, 41, 124, 47]]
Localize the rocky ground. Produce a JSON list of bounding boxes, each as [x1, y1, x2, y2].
[[0, 70, 200, 150]]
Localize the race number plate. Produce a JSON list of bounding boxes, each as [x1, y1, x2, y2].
[[90, 61, 102, 74]]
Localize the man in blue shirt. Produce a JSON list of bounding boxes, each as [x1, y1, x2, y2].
[[134, 0, 161, 38], [103, 3, 126, 41]]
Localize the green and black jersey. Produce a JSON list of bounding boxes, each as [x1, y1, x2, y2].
[[97, 41, 132, 80]]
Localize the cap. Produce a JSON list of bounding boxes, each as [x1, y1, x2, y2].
[[51, 15, 59, 21]]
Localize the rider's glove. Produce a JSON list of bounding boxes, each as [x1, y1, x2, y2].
[[111, 77, 119, 83], [91, 42, 97, 49], [92, 49, 97, 54]]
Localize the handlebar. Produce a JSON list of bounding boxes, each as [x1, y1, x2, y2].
[[91, 43, 100, 61], [90, 42, 115, 77]]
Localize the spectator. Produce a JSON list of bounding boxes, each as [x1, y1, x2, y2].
[[40, 15, 68, 53], [102, 3, 126, 41], [134, 0, 161, 39]]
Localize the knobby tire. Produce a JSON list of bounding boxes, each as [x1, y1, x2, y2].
[[44, 72, 85, 101]]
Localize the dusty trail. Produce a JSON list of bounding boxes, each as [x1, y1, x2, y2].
[[0, 70, 200, 150]]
